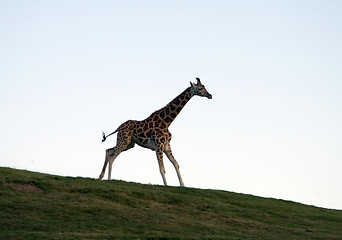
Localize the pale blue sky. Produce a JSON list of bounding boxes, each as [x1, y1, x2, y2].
[[1, 0, 341, 210]]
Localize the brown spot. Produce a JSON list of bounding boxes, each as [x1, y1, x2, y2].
[[164, 117, 171, 123], [160, 111, 165, 118], [138, 132, 146, 138], [170, 113, 176, 118]]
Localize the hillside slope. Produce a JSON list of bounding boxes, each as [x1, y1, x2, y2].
[[1, 167, 341, 239]]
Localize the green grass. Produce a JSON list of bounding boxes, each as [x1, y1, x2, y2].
[[1, 167, 341, 239]]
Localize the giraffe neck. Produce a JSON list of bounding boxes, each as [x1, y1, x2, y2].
[[148, 87, 193, 127]]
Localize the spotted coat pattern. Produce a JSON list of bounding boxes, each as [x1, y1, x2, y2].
[[99, 78, 212, 186]]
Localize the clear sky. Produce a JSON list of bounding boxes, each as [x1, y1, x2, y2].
[[1, 0, 341, 210]]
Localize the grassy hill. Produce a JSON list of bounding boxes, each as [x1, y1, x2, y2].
[[1, 167, 341, 239]]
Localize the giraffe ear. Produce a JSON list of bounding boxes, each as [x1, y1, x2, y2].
[[196, 78, 201, 85], [190, 81, 195, 87]]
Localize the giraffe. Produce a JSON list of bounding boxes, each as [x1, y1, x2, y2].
[[99, 78, 212, 186]]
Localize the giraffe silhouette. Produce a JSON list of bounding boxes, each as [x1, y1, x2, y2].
[[99, 78, 212, 186]]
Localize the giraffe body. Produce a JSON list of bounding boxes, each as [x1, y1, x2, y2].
[[99, 78, 212, 186]]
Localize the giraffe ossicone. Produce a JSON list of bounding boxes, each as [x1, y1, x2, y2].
[[99, 78, 212, 186]]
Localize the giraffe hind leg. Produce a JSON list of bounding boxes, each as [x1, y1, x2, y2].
[[123, 140, 135, 151], [107, 146, 123, 180], [99, 146, 120, 180], [99, 122, 135, 180]]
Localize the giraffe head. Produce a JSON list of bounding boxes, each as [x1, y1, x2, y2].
[[190, 78, 212, 99]]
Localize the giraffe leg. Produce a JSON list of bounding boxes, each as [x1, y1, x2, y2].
[[99, 123, 134, 180], [164, 143, 184, 187], [107, 147, 124, 180], [99, 153, 109, 180], [99, 146, 123, 180], [156, 147, 167, 186]]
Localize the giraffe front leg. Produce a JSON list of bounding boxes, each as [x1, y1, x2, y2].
[[156, 148, 167, 186], [164, 143, 184, 187]]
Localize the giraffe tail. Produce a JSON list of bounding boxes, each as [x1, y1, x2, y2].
[[101, 131, 107, 142], [101, 128, 118, 143]]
